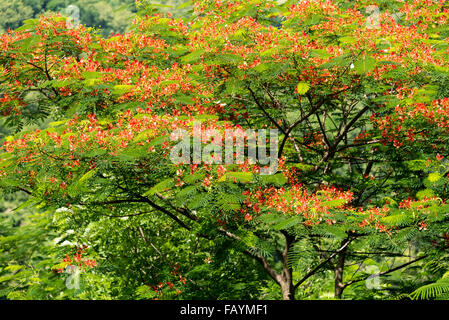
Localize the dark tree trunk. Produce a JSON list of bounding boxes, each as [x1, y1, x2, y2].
[[334, 238, 349, 299], [244, 230, 297, 300], [280, 277, 295, 300], [280, 231, 296, 300]]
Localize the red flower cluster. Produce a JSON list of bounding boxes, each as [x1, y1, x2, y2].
[[55, 245, 97, 274], [243, 184, 354, 226], [147, 263, 186, 299]]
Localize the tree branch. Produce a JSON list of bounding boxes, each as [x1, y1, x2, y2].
[[294, 237, 352, 290], [343, 255, 427, 289]]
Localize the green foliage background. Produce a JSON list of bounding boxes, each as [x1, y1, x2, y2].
[[1, 0, 449, 301]]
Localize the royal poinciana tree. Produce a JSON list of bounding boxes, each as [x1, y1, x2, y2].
[[1, 0, 449, 300]]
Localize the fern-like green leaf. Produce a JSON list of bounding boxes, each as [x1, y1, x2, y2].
[[410, 279, 449, 300]]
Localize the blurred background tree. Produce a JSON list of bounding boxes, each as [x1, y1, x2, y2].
[[0, 0, 136, 36], [0, 0, 193, 36], [0, 0, 34, 33]]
